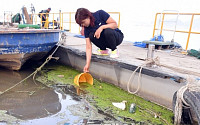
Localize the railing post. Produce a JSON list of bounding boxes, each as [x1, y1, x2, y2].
[[35, 14, 37, 25], [62, 13, 63, 30], [30, 14, 33, 23], [118, 12, 120, 28], [160, 13, 165, 35], [53, 13, 54, 29], [185, 14, 194, 51], [59, 10, 61, 30], [40, 13, 42, 28], [153, 13, 158, 38]]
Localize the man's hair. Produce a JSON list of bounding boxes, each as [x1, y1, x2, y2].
[[75, 8, 94, 27]]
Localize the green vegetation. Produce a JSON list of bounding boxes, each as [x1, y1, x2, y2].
[[37, 64, 174, 124], [36, 64, 79, 87]]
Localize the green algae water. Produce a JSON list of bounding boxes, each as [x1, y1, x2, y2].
[[0, 66, 118, 125], [0, 63, 174, 124], [36, 63, 174, 125]]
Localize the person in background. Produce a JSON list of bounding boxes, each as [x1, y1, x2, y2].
[[39, 8, 51, 27], [75, 8, 124, 73]]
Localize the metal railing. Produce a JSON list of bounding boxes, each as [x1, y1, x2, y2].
[[3, 11, 13, 25], [31, 12, 120, 33], [153, 12, 200, 51]]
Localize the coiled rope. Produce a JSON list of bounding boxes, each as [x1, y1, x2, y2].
[[127, 59, 153, 94], [0, 31, 67, 96]]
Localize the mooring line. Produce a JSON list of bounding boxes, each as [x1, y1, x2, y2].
[[0, 32, 67, 96]]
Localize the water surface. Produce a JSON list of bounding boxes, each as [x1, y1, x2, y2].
[[0, 67, 117, 125]]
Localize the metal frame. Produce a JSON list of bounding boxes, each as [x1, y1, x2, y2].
[[153, 12, 200, 52], [31, 12, 120, 32]]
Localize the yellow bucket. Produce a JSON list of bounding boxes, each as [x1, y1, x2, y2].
[[74, 73, 93, 86]]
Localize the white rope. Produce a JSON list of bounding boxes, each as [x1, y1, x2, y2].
[[127, 60, 153, 94], [174, 78, 200, 125], [32, 32, 66, 79], [174, 84, 189, 125], [127, 64, 143, 94], [127, 56, 200, 96]]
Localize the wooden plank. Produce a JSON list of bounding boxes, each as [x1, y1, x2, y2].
[[22, 7, 32, 24]]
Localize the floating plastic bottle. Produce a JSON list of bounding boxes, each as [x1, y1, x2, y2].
[[129, 103, 136, 113]]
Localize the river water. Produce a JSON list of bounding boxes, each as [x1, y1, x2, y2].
[[0, 67, 120, 125]]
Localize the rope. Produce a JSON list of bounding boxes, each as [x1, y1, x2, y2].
[[127, 56, 200, 94], [127, 57, 200, 124], [127, 59, 153, 94], [174, 78, 200, 125], [154, 57, 200, 77], [0, 32, 67, 96]]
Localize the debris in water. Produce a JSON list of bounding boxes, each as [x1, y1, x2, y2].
[[112, 100, 127, 110], [129, 103, 136, 113], [57, 75, 64, 78]]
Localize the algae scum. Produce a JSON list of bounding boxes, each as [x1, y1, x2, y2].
[[36, 64, 174, 124]]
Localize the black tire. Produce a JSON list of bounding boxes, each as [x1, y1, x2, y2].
[[173, 90, 200, 124]]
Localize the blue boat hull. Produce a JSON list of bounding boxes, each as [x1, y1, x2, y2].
[[0, 29, 60, 70]]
